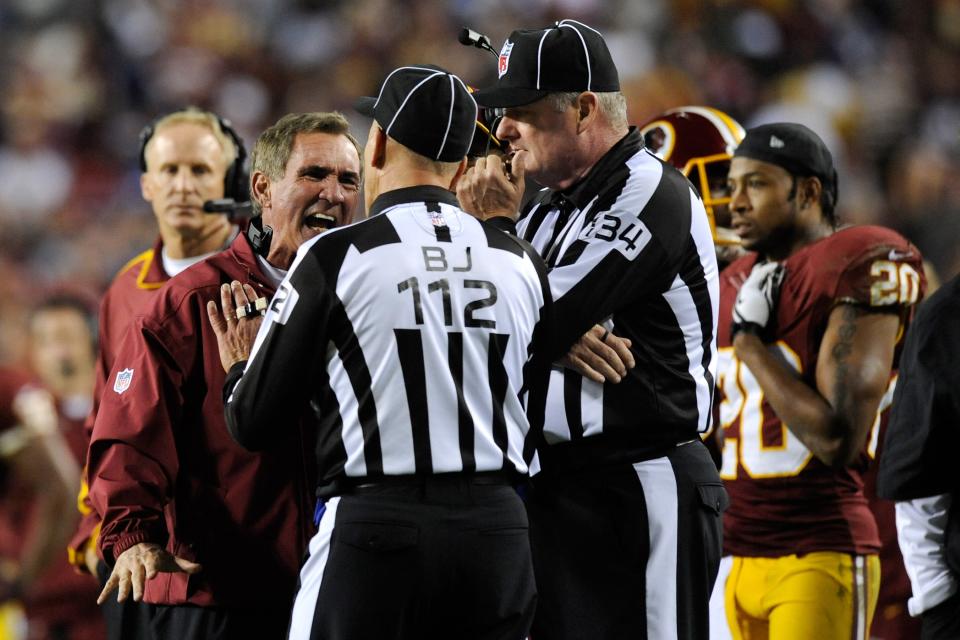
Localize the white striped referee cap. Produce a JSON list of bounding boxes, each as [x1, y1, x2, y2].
[[354, 64, 478, 162], [472, 19, 620, 108]]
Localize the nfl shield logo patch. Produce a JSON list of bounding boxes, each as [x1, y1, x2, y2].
[[113, 368, 134, 394], [429, 210, 447, 228], [498, 41, 514, 78]]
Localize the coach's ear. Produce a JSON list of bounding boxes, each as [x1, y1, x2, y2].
[[447, 157, 468, 192], [251, 171, 271, 211]]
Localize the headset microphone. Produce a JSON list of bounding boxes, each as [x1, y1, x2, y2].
[[203, 198, 271, 257], [458, 27, 506, 161], [203, 198, 253, 222], [458, 28, 498, 57]]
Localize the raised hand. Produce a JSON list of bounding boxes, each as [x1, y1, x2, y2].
[[731, 261, 786, 339]]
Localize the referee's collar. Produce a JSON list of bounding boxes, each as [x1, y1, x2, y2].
[[560, 127, 644, 210], [368, 185, 460, 218]]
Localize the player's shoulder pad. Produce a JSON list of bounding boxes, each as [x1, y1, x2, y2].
[[823, 225, 920, 263], [819, 225, 925, 308]]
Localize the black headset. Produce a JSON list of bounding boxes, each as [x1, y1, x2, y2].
[[137, 108, 249, 202]]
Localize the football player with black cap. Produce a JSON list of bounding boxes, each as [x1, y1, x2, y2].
[[716, 122, 926, 639], [458, 19, 726, 640], [220, 64, 555, 640]]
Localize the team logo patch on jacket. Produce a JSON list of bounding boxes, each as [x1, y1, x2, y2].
[[113, 368, 134, 394]]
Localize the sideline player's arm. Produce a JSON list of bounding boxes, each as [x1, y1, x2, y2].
[[68, 296, 112, 577], [4, 388, 79, 595], [734, 304, 900, 468]]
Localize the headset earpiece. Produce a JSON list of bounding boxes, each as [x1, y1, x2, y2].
[[137, 122, 155, 173], [217, 116, 249, 202]]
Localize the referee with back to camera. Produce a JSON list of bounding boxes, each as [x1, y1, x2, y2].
[[220, 64, 555, 640], [457, 18, 726, 640]]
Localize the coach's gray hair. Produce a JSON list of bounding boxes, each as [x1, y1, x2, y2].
[[250, 111, 362, 217], [547, 91, 628, 130]]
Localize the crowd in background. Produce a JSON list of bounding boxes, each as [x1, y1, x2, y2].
[[0, 0, 958, 362]]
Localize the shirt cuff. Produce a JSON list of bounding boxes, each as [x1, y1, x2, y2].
[[223, 360, 247, 406], [896, 495, 959, 615], [112, 529, 161, 562]]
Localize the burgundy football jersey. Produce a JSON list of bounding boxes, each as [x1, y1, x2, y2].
[[717, 226, 924, 557]]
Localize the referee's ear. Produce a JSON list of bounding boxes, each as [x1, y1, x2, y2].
[[447, 157, 468, 192], [575, 91, 600, 134], [371, 126, 387, 170]]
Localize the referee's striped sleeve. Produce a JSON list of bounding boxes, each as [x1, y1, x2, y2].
[[224, 237, 329, 450], [546, 162, 696, 353]]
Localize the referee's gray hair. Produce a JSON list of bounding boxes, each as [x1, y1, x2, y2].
[[250, 112, 362, 217], [547, 91, 628, 130]]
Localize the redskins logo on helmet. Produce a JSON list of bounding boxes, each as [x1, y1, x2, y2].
[[640, 106, 744, 246]]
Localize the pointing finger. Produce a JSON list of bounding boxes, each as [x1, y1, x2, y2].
[[97, 571, 118, 605]]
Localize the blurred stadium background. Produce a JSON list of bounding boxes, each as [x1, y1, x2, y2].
[[0, 0, 958, 362]]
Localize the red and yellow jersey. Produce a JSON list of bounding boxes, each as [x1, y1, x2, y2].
[[67, 238, 168, 571], [91, 237, 169, 432], [717, 225, 924, 557]]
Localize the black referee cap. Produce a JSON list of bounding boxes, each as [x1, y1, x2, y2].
[[734, 122, 839, 204], [472, 19, 620, 108], [354, 65, 478, 163]]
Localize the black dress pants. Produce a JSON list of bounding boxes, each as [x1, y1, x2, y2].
[[98, 560, 290, 639], [527, 440, 727, 640], [290, 476, 536, 640]]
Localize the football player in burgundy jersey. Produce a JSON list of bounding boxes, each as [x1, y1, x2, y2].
[[640, 106, 745, 480], [715, 123, 925, 639], [639, 105, 746, 270], [0, 367, 78, 637], [25, 295, 105, 639]]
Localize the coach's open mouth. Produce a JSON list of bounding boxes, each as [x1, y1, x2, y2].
[[305, 212, 337, 230]]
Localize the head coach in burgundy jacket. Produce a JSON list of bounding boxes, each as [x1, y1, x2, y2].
[[87, 111, 363, 638]]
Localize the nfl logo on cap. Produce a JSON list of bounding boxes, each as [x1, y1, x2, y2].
[[114, 368, 134, 394], [498, 41, 514, 78]]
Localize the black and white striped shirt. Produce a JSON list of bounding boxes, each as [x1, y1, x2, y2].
[[520, 128, 719, 472], [224, 186, 553, 493]]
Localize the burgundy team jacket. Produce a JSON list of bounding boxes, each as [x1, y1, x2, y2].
[[68, 238, 170, 571], [88, 233, 315, 608]]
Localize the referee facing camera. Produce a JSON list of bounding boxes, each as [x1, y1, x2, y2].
[[222, 64, 556, 640]]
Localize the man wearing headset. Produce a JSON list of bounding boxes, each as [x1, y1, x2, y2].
[[88, 111, 361, 638], [67, 107, 243, 639]]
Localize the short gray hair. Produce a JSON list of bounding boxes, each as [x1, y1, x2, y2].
[[546, 91, 628, 130], [250, 112, 362, 216], [146, 107, 237, 172]]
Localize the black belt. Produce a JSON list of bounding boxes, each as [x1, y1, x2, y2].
[[317, 471, 521, 498]]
